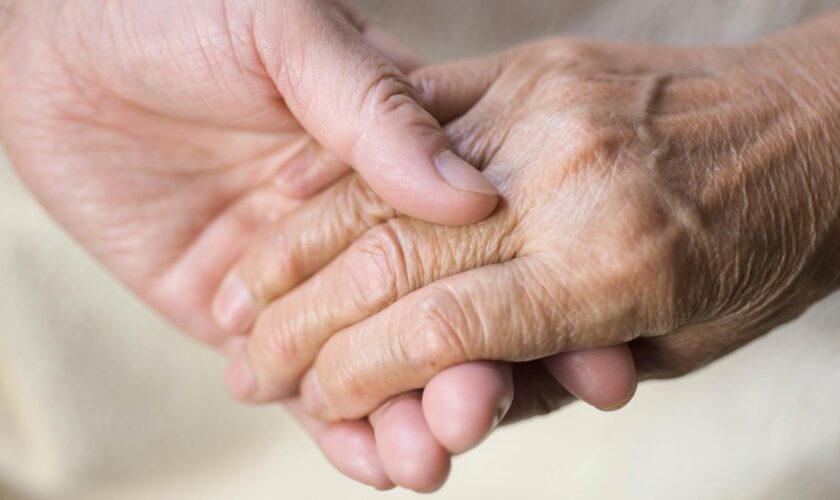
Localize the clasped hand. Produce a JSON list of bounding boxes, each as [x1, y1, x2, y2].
[[217, 20, 840, 491], [2, 0, 839, 493]]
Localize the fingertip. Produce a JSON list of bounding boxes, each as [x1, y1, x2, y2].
[[288, 398, 394, 490], [422, 362, 513, 454], [366, 150, 499, 226], [543, 344, 637, 412], [212, 274, 256, 336], [433, 150, 498, 195], [350, 97, 498, 225], [320, 420, 395, 490], [371, 392, 451, 492], [425, 150, 500, 224]]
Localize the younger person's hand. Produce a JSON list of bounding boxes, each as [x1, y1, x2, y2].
[[0, 0, 497, 490]]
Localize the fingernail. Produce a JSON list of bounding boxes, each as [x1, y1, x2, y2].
[[227, 343, 257, 399], [212, 275, 256, 335], [434, 150, 498, 195], [602, 385, 637, 412], [492, 404, 507, 430], [301, 370, 329, 418]]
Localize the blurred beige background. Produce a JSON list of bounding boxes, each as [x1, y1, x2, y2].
[[2, 1, 840, 499]]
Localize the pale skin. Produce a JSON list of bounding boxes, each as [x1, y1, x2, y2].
[[0, 0, 635, 492], [227, 6, 840, 479]]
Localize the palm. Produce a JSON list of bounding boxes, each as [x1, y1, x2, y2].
[[1, 0, 318, 338]]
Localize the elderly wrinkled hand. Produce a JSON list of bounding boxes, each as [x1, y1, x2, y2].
[[227, 15, 840, 425]]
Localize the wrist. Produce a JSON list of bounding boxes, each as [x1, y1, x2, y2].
[[776, 15, 840, 292], [746, 21, 840, 294]]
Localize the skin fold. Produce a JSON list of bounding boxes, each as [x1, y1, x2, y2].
[[0, 0, 634, 492], [227, 11, 840, 440]]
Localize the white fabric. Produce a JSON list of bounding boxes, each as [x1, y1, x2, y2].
[[2, 1, 839, 498]]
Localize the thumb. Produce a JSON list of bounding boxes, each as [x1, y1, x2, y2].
[[254, 0, 497, 225]]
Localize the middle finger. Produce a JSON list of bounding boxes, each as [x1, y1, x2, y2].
[[234, 209, 516, 402]]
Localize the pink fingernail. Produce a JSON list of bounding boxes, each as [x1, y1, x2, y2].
[[301, 370, 327, 417], [212, 276, 256, 335], [434, 150, 498, 195]]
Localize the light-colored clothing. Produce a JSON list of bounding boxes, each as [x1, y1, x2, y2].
[[2, 1, 839, 498]]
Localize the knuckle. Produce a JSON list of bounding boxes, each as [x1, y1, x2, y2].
[[579, 194, 683, 336], [409, 71, 435, 106], [343, 223, 407, 312], [508, 39, 601, 88], [250, 236, 302, 304], [563, 108, 628, 160], [257, 312, 306, 370], [359, 69, 419, 119], [397, 287, 471, 372], [541, 38, 600, 63], [351, 69, 446, 167], [318, 354, 366, 416], [536, 193, 682, 345], [618, 193, 691, 330]]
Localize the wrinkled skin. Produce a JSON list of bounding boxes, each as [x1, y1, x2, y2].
[[0, 0, 635, 492], [5, 0, 839, 493], [227, 15, 840, 425]]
